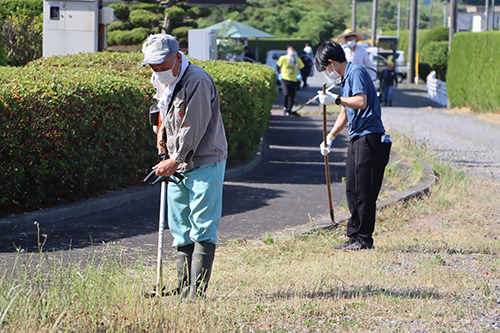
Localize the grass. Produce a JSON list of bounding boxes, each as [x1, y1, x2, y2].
[[1, 134, 500, 332]]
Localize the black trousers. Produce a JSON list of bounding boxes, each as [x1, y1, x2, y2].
[[281, 79, 297, 112], [346, 133, 391, 244]]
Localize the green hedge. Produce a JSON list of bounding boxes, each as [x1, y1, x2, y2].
[[447, 31, 500, 112], [419, 41, 448, 81], [0, 53, 276, 214], [0, 0, 42, 18]]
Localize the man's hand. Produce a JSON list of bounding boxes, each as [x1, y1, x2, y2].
[[317, 91, 338, 105], [153, 159, 180, 177], [319, 133, 335, 156]]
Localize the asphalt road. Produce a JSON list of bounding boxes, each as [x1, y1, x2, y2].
[[4, 69, 490, 269]]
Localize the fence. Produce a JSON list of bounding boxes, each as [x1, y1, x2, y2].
[[426, 71, 448, 106]]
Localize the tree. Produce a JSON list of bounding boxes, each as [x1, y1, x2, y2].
[[198, 0, 347, 47]]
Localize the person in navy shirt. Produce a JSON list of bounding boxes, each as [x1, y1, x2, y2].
[[314, 41, 391, 250]]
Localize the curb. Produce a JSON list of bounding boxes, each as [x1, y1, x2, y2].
[[0, 141, 264, 235], [266, 152, 437, 240]]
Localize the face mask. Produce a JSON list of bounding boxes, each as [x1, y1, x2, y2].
[[287, 50, 295, 57], [154, 57, 178, 86], [325, 64, 341, 80], [347, 40, 356, 48]]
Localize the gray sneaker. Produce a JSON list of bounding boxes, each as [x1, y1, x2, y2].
[[332, 238, 357, 250], [344, 240, 374, 251]]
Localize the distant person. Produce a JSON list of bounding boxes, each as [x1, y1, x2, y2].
[[338, 29, 377, 84], [381, 62, 398, 106], [303, 43, 313, 58], [300, 51, 313, 89], [243, 45, 255, 61], [276, 44, 304, 116]]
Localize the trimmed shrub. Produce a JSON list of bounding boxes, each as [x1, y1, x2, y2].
[[1, 14, 42, 66], [447, 31, 500, 112], [130, 3, 163, 13], [107, 3, 130, 21], [108, 27, 151, 46], [0, 0, 42, 19], [129, 9, 159, 29], [0, 53, 276, 214], [108, 21, 135, 32], [419, 26, 448, 48], [164, 6, 185, 28], [187, 7, 212, 19], [172, 26, 190, 40], [419, 41, 448, 81]]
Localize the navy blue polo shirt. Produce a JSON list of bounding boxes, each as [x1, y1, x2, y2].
[[341, 62, 385, 140]]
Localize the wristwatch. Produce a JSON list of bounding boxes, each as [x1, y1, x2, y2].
[[335, 94, 341, 105]]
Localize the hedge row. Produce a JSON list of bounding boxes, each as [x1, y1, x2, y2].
[[447, 31, 500, 112], [0, 53, 276, 215]]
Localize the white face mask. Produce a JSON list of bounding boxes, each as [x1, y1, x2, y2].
[[325, 64, 341, 80], [347, 40, 356, 48], [154, 57, 178, 86]]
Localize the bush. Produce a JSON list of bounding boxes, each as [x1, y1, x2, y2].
[[107, 3, 130, 21], [172, 26, 190, 40], [129, 9, 159, 29], [130, 3, 163, 13], [0, 0, 42, 19], [1, 14, 42, 66], [447, 31, 500, 112], [108, 27, 151, 46], [419, 26, 448, 48], [0, 53, 276, 214], [164, 6, 185, 28], [187, 7, 212, 19], [419, 41, 448, 81], [108, 21, 135, 32]]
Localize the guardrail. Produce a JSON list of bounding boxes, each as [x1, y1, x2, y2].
[[426, 71, 448, 106]]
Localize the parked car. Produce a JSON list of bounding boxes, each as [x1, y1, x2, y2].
[[366, 47, 408, 83]]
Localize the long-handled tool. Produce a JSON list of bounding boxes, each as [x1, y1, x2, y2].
[[143, 158, 183, 298], [291, 82, 338, 114], [321, 83, 335, 223]]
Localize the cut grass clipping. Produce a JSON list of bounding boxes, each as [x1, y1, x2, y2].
[[1, 133, 499, 332]]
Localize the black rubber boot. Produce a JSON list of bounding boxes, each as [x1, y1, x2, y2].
[[174, 243, 194, 298], [189, 241, 216, 300]]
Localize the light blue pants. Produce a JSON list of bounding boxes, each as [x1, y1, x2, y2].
[[167, 160, 226, 248]]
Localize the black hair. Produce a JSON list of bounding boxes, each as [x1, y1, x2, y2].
[[314, 41, 346, 72], [286, 43, 296, 50]]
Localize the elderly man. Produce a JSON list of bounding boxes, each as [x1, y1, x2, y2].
[[338, 29, 377, 84], [142, 34, 228, 299]]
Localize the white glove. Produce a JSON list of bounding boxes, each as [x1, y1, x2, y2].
[[319, 134, 335, 156], [317, 91, 339, 105]]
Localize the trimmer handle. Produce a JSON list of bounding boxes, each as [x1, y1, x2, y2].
[[143, 169, 184, 186]]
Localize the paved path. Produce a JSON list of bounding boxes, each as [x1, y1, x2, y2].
[[3, 70, 491, 268]]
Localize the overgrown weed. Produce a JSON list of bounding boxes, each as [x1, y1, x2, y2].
[[1, 134, 499, 332]]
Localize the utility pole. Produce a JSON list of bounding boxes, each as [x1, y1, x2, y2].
[[449, 0, 457, 50], [486, 0, 490, 31], [371, 0, 379, 47], [492, 0, 496, 30], [352, 0, 357, 30], [408, 0, 418, 84], [406, 0, 411, 29]]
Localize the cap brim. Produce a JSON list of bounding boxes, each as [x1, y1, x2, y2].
[[141, 54, 170, 67]]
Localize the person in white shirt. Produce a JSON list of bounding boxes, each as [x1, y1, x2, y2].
[[338, 29, 377, 84]]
